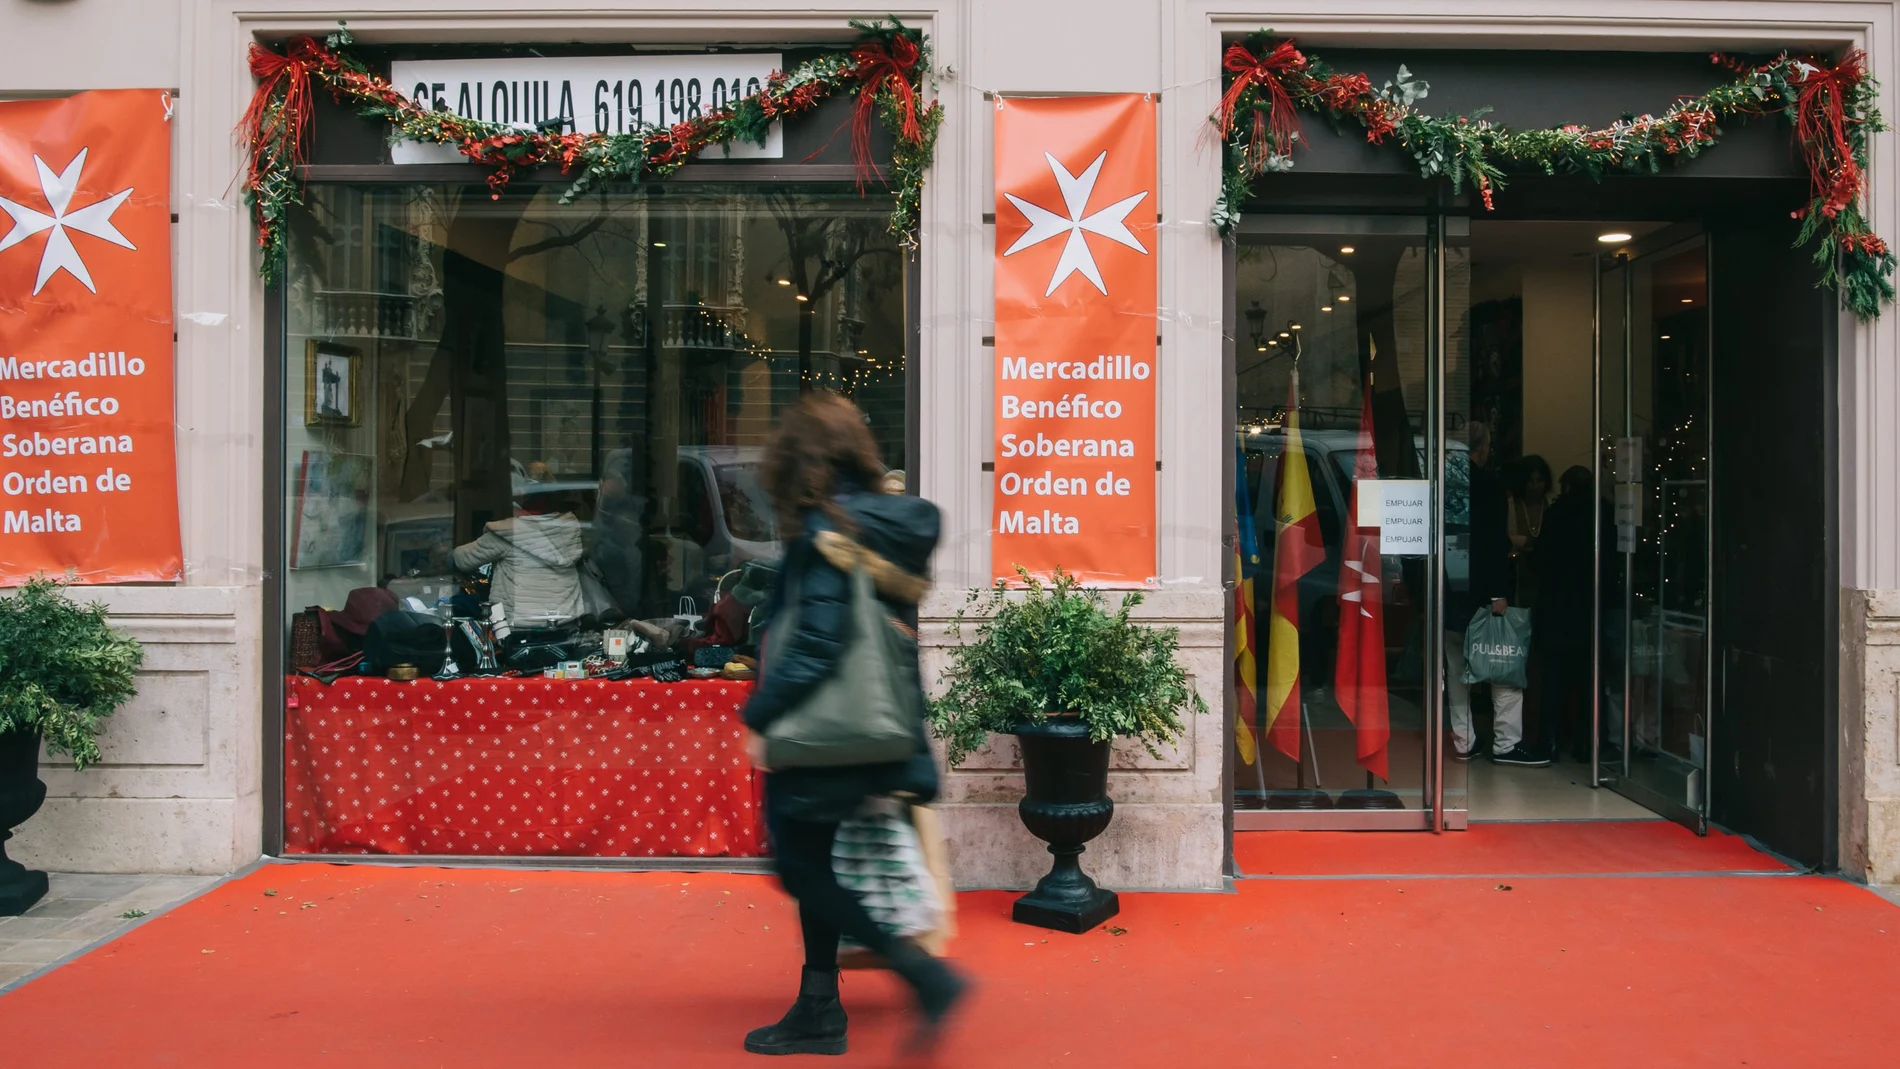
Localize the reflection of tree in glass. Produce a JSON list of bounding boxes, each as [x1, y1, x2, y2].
[[764, 194, 901, 391]]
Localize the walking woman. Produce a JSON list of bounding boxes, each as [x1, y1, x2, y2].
[[741, 392, 967, 1056]]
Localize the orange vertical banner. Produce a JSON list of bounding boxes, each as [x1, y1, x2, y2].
[[0, 89, 180, 584], [993, 95, 1157, 585]]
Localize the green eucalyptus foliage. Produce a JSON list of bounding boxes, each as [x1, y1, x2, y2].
[[0, 578, 144, 770], [929, 568, 1207, 766]]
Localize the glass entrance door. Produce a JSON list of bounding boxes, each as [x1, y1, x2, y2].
[[1595, 231, 1712, 832], [1229, 215, 1450, 829]]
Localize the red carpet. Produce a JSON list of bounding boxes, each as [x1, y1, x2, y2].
[[3, 858, 1896, 1067], [1234, 820, 1790, 876]]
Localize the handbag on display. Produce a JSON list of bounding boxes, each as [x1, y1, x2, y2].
[[833, 797, 946, 967], [1461, 606, 1533, 689], [759, 547, 921, 769], [500, 627, 582, 673], [290, 608, 324, 669]]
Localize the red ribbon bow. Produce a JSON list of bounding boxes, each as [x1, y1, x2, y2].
[[849, 33, 923, 188], [1791, 50, 1869, 220], [1218, 39, 1309, 169]]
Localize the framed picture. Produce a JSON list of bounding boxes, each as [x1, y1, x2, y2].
[[305, 340, 363, 427], [289, 450, 373, 569]]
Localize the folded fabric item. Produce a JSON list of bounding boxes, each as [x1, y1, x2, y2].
[[364, 611, 450, 675]]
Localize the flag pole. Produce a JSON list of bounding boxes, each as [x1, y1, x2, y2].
[[1301, 699, 1322, 789]]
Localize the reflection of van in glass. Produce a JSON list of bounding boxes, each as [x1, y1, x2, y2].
[[1242, 431, 1469, 668], [674, 446, 780, 575]]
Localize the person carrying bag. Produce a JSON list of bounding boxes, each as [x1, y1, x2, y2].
[[738, 394, 967, 1059]]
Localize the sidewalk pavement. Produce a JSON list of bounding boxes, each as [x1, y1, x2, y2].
[[0, 872, 222, 991]]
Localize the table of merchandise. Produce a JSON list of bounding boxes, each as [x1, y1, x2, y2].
[[282, 675, 764, 857]]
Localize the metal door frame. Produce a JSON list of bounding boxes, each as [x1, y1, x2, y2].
[[1225, 211, 1461, 833], [1591, 226, 1713, 834]]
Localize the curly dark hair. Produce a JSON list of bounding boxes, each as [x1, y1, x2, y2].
[[762, 392, 886, 533]]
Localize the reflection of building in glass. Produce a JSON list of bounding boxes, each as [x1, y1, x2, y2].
[[282, 185, 910, 625]]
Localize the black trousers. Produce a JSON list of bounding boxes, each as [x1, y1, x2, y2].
[[767, 806, 898, 971], [1542, 645, 1593, 759]]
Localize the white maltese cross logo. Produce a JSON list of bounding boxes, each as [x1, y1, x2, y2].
[[0, 148, 137, 296], [1002, 150, 1149, 297]]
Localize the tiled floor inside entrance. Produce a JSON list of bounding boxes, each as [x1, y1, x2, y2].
[[1466, 754, 1656, 822], [0, 873, 223, 991]]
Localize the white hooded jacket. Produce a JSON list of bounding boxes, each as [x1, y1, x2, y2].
[[451, 512, 586, 625]]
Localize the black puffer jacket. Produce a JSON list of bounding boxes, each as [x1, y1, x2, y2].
[[742, 488, 942, 822]]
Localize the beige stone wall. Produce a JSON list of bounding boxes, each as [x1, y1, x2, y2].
[[922, 589, 1227, 890], [1841, 591, 1900, 884]]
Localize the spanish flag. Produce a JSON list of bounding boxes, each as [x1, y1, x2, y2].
[[1264, 372, 1326, 761], [1233, 442, 1262, 766]]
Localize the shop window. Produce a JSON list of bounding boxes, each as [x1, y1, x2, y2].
[[280, 183, 910, 633]]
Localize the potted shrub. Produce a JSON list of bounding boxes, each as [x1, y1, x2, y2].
[[930, 569, 1205, 932], [0, 578, 144, 915]]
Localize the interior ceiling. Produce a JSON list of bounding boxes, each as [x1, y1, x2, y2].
[[1467, 219, 1670, 266]]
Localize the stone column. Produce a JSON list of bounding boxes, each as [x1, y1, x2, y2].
[[1841, 590, 1900, 885]]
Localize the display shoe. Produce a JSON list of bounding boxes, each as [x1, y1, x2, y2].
[[743, 966, 848, 1056], [885, 937, 970, 1055]]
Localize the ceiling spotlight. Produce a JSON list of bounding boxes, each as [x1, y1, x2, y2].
[[1278, 330, 1290, 338], [1321, 305, 1333, 313], [1680, 298, 1693, 304], [1660, 334, 1672, 340], [1339, 245, 1356, 254], [858, 349, 869, 355], [1598, 232, 1634, 244], [776, 278, 792, 287], [795, 293, 809, 302], [1256, 345, 1267, 352], [1268, 339, 1279, 347], [652, 241, 667, 248], [1290, 323, 1302, 331], [1338, 295, 1351, 303]]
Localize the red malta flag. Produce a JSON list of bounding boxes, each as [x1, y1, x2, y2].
[[0, 89, 180, 584], [1334, 385, 1391, 779]]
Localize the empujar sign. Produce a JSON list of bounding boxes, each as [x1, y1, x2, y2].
[[993, 94, 1157, 585], [0, 89, 181, 584]]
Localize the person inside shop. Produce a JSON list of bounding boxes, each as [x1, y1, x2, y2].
[[1448, 422, 1547, 767], [450, 487, 586, 628], [1508, 455, 1554, 608], [738, 392, 966, 1057], [1535, 465, 1596, 762]]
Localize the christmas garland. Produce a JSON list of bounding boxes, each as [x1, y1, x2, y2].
[[1211, 33, 1895, 319], [240, 21, 941, 285]]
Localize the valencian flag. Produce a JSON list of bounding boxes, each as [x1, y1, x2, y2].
[[1335, 384, 1392, 778], [1233, 442, 1262, 766], [1263, 372, 1325, 761]]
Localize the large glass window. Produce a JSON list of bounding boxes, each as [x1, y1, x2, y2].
[[280, 184, 910, 631], [1232, 218, 1434, 816]]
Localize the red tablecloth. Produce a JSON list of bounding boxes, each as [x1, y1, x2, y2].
[[283, 675, 763, 858]]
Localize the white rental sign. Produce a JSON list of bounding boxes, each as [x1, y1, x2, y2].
[[387, 54, 784, 164]]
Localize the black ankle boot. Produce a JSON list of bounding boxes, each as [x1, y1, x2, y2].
[[744, 966, 848, 1056], [884, 938, 969, 1054]]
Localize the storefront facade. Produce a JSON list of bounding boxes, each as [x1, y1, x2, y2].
[[3, 0, 1897, 889]]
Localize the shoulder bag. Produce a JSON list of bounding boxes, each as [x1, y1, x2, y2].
[[762, 544, 922, 769]]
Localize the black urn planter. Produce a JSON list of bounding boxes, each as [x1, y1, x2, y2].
[[1010, 717, 1119, 933], [0, 726, 49, 916]]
